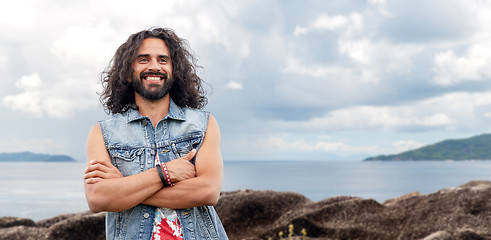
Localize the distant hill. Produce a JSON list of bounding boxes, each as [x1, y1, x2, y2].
[[0, 151, 76, 162], [365, 133, 491, 161]]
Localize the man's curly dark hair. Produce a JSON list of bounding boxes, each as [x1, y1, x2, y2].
[[100, 27, 207, 114]]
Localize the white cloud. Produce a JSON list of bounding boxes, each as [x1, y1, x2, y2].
[[280, 57, 384, 108], [0, 0, 37, 27], [432, 45, 491, 86], [293, 26, 309, 36], [284, 58, 342, 78], [2, 73, 98, 119], [368, 0, 392, 16], [15, 73, 42, 89], [226, 81, 243, 90], [337, 37, 423, 73], [338, 38, 372, 64], [429, 1, 491, 86], [283, 41, 419, 83], [50, 20, 120, 68], [178, 3, 252, 59], [3, 90, 43, 117], [313, 14, 350, 31], [3, 73, 44, 117], [294, 12, 363, 36], [283, 57, 379, 83], [290, 9, 423, 83]]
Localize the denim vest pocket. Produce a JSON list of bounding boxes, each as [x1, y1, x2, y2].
[[109, 147, 144, 177], [171, 132, 203, 160]]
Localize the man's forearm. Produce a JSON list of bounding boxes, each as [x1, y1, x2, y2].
[[141, 175, 221, 209], [85, 167, 163, 212]]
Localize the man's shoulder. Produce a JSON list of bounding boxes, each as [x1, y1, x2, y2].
[[180, 107, 210, 122]]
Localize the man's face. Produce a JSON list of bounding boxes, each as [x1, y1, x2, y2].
[[131, 38, 174, 101]]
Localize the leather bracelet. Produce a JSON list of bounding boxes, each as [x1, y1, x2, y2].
[[161, 163, 174, 187], [156, 164, 169, 187]]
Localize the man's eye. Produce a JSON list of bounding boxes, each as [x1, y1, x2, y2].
[[139, 58, 149, 63], [159, 58, 167, 63]]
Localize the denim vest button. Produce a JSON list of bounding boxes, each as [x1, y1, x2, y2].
[[142, 120, 148, 126], [151, 149, 155, 155], [143, 213, 150, 218]]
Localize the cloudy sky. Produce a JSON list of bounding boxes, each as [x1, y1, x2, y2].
[[2, 0, 491, 161]]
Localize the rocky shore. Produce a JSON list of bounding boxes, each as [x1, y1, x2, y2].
[[1, 180, 490, 240]]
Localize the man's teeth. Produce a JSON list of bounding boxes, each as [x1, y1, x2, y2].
[[146, 76, 161, 81]]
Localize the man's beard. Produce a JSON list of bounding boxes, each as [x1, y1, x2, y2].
[[132, 72, 174, 101]]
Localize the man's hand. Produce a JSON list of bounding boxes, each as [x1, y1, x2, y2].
[[166, 149, 197, 183], [84, 159, 123, 184]]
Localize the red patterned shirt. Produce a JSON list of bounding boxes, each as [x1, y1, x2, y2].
[[152, 208, 184, 240]]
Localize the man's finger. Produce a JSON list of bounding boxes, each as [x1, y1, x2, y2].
[[89, 159, 113, 167], [85, 163, 107, 174], [183, 149, 197, 161], [84, 169, 106, 179], [85, 177, 103, 184]]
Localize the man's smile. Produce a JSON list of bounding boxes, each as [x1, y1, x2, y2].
[[140, 72, 167, 84], [144, 75, 163, 84]]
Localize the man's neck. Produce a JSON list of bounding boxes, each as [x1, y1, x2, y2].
[[134, 93, 170, 128]]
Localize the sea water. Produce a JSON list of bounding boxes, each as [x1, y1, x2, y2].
[[1, 160, 490, 221]]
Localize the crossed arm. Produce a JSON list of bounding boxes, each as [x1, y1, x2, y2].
[[83, 115, 223, 213]]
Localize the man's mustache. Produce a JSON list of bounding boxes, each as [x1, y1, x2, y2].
[[140, 71, 168, 80]]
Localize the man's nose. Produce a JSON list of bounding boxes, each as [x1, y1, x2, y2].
[[148, 59, 161, 71]]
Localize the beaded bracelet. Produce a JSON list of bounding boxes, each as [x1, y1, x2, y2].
[[156, 164, 169, 187], [160, 163, 174, 186]]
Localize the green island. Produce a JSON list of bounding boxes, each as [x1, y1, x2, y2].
[[0, 151, 76, 162], [365, 133, 491, 161]]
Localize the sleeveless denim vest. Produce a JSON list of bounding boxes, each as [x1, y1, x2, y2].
[[99, 100, 228, 240]]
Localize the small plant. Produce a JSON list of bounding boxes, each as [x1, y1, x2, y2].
[[276, 224, 307, 239], [301, 228, 307, 239], [288, 224, 294, 239]]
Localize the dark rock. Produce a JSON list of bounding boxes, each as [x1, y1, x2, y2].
[[44, 212, 105, 240], [0, 212, 105, 240], [215, 181, 491, 240], [0, 217, 36, 228], [36, 213, 81, 228], [0, 226, 46, 240], [215, 189, 310, 240], [1, 181, 490, 240]]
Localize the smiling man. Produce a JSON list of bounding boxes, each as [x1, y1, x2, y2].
[[83, 28, 228, 240]]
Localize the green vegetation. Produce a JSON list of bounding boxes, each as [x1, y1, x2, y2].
[[0, 151, 76, 162], [365, 133, 491, 161]]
